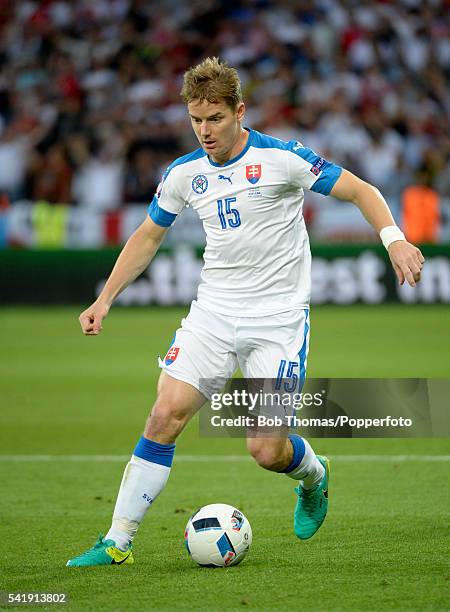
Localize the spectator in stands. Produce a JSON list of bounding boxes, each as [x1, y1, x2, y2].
[[123, 147, 158, 205], [72, 133, 124, 211], [0, 0, 446, 233], [0, 123, 29, 201], [28, 142, 73, 204], [402, 165, 441, 245]]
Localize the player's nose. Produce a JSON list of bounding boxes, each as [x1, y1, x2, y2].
[[200, 122, 210, 137]]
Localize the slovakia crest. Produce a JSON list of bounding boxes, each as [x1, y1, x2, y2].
[[246, 164, 261, 184], [165, 346, 180, 365]]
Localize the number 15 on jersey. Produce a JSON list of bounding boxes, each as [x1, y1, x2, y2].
[[217, 197, 241, 229]]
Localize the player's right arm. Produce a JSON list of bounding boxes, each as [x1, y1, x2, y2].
[[79, 217, 167, 335]]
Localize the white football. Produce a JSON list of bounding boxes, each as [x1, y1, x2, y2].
[[184, 503, 252, 567]]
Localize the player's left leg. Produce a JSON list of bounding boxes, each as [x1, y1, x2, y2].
[[239, 308, 330, 540], [246, 435, 330, 540]]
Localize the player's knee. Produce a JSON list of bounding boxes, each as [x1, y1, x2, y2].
[[247, 441, 286, 472], [146, 398, 189, 439]]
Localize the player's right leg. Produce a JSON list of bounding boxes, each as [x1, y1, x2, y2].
[[67, 302, 237, 567], [66, 373, 206, 567]]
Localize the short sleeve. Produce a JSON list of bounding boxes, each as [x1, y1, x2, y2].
[[286, 141, 342, 195], [147, 166, 185, 227]]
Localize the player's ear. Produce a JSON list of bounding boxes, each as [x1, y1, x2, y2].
[[236, 102, 245, 121]]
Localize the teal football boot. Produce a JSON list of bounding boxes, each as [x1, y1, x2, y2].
[[294, 455, 330, 540], [66, 534, 133, 567]]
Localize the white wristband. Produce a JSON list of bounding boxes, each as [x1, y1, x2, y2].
[[380, 225, 405, 250]]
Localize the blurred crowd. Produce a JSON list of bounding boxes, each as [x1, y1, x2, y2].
[[0, 0, 448, 212]]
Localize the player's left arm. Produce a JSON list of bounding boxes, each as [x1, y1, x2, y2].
[[330, 169, 425, 287]]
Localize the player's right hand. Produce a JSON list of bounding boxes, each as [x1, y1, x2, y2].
[[79, 300, 110, 335]]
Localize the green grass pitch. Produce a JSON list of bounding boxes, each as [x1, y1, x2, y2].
[[0, 305, 449, 611]]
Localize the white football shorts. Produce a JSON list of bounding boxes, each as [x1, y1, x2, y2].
[[159, 301, 310, 400]]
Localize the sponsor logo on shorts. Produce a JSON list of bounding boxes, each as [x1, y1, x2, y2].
[[310, 158, 325, 176], [165, 346, 180, 365]]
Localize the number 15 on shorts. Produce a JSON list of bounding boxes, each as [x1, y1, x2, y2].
[[276, 359, 301, 392]]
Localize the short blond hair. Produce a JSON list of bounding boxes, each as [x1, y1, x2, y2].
[[181, 57, 243, 110]]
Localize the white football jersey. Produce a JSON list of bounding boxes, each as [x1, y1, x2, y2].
[[148, 128, 342, 316]]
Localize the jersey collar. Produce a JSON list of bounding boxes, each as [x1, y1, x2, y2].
[[206, 127, 253, 168]]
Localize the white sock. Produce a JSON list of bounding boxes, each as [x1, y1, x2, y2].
[[105, 455, 171, 550], [286, 439, 325, 489]]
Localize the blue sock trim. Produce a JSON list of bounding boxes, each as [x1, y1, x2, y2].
[[281, 434, 305, 473], [133, 436, 176, 468]]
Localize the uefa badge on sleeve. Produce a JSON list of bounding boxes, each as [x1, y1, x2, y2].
[[310, 158, 325, 176]]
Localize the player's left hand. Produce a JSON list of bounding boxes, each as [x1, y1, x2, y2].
[[388, 241, 425, 287]]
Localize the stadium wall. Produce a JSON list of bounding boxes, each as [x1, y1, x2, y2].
[[1, 245, 449, 305]]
